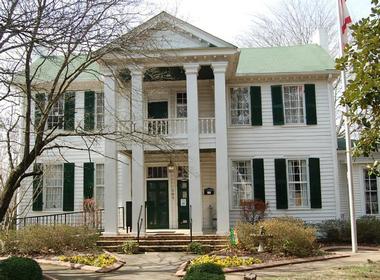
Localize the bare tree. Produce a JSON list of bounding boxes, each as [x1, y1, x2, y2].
[[238, 0, 337, 54], [0, 0, 165, 223]]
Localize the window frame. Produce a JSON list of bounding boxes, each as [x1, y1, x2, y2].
[[229, 87, 251, 126], [282, 85, 306, 125], [43, 164, 64, 211], [363, 169, 379, 215], [46, 95, 65, 130], [94, 163, 105, 209], [286, 158, 310, 209], [175, 92, 187, 118], [230, 159, 254, 210]]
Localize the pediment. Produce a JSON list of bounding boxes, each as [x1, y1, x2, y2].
[[131, 12, 236, 50]]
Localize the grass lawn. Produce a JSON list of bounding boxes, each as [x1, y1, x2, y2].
[[266, 261, 380, 279]]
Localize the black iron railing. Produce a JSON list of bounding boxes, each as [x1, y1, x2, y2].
[[14, 207, 125, 231], [189, 204, 193, 243], [137, 205, 143, 244]]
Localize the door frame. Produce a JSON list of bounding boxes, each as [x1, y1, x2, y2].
[[146, 179, 170, 229]]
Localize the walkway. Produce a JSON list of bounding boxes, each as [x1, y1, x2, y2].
[[41, 250, 380, 280]]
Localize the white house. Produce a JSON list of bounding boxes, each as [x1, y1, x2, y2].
[[16, 12, 380, 236]]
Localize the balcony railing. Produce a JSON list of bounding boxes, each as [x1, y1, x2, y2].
[[144, 118, 215, 136]]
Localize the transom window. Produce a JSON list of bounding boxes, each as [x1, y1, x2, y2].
[[230, 87, 250, 125], [231, 160, 253, 208], [44, 164, 63, 210], [176, 92, 187, 118], [283, 85, 305, 124], [95, 164, 105, 209], [177, 166, 189, 179], [147, 166, 168, 179], [364, 170, 378, 215], [287, 159, 309, 208], [47, 96, 64, 129], [95, 92, 105, 129]]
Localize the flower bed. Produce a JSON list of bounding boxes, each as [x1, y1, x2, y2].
[[190, 255, 262, 268], [58, 253, 116, 268]]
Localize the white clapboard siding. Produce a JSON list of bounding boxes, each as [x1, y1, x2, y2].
[[227, 81, 338, 224]]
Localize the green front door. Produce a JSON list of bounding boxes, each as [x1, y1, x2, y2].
[[147, 180, 169, 229], [177, 180, 190, 229]]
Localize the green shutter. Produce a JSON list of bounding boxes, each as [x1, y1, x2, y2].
[[32, 163, 43, 211], [63, 163, 75, 211], [305, 84, 317, 125], [271, 85, 284, 125], [275, 159, 288, 209], [84, 91, 95, 131], [83, 162, 94, 199], [250, 86, 262, 126], [253, 158, 265, 201], [34, 93, 45, 131], [309, 158, 322, 208], [64, 92, 75, 131]]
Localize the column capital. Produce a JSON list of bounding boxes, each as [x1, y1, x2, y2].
[[128, 65, 144, 76], [183, 63, 200, 75], [211, 61, 228, 74]]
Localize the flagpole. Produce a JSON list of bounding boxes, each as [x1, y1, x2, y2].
[[337, 0, 357, 253]]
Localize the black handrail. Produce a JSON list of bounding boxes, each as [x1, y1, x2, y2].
[[14, 206, 125, 231], [137, 205, 143, 244], [189, 204, 193, 243]]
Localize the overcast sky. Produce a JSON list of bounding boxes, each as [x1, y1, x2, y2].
[[147, 0, 373, 45]]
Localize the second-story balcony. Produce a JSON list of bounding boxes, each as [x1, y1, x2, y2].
[[144, 117, 215, 137]]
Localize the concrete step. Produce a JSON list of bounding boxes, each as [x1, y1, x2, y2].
[[99, 235, 228, 241], [97, 239, 228, 246], [100, 244, 226, 252]]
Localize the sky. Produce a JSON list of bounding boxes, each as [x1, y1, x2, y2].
[[147, 0, 373, 45]]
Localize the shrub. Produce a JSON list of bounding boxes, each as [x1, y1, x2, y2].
[[260, 217, 318, 257], [187, 241, 205, 255], [319, 216, 380, 244], [234, 221, 258, 251], [59, 253, 116, 268], [240, 199, 268, 223], [184, 263, 225, 280], [190, 255, 261, 268], [0, 225, 99, 255], [0, 256, 43, 280], [121, 240, 139, 254]]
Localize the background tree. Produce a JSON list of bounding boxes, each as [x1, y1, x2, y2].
[[0, 0, 160, 224], [337, 0, 380, 174], [238, 0, 337, 52]]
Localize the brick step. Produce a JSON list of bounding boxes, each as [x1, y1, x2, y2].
[[100, 244, 226, 252], [99, 235, 228, 241], [97, 239, 228, 246]]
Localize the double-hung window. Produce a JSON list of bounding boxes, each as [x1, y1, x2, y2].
[[176, 92, 187, 118], [44, 164, 63, 210], [95, 92, 105, 129], [231, 160, 253, 208], [230, 87, 250, 125], [287, 159, 309, 207], [364, 170, 379, 215], [47, 96, 64, 129], [283, 85, 305, 124], [95, 163, 105, 209]]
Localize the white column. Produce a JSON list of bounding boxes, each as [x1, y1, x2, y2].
[[212, 62, 230, 235], [184, 63, 203, 235], [103, 71, 118, 235], [130, 66, 145, 235]]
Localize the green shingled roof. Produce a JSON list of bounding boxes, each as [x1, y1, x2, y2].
[[16, 55, 100, 83], [236, 44, 335, 75]]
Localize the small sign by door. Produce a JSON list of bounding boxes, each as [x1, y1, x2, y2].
[[180, 198, 187, 206]]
